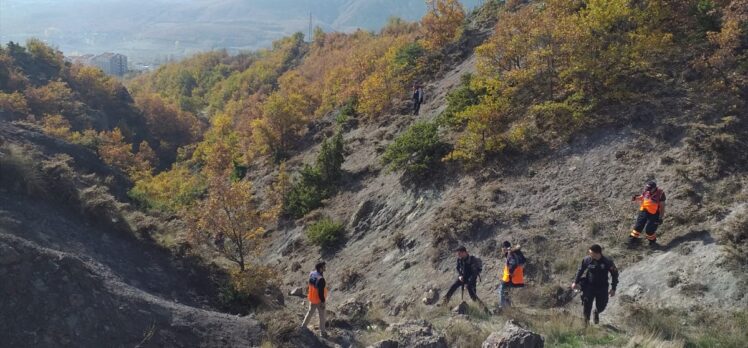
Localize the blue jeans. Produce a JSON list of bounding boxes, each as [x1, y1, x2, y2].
[[499, 282, 511, 307]]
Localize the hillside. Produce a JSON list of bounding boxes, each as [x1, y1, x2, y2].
[[0, 122, 264, 347], [1, 0, 483, 63], [1, 1, 747, 347]]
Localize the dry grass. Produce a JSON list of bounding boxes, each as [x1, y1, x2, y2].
[[625, 333, 685, 348], [720, 204, 748, 267], [257, 309, 301, 347], [443, 318, 488, 348], [357, 326, 392, 347], [338, 267, 362, 291]]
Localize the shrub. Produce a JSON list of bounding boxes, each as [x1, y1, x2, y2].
[[393, 42, 425, 73], [0, 143, 45, 196], [306, 217, 345, 249], [79, 184, 132, 235], [382, 120, 448, 176], [284, 165, 327, 218], [40, 154, 79, 204], [317, 132, 345, 182], [336, 97, 358, 125], [284, 132, 346, 218], [439, 74, 484, 126], [219, 266, 276, 314]]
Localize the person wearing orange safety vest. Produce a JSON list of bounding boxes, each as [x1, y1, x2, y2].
[[630, 180, 666, 246], [301, 262, 329, 337], [499, 241, 525, 309]]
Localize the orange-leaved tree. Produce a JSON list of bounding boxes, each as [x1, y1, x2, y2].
[[420, 0, 466, 50], [187, 173, 266, 272]]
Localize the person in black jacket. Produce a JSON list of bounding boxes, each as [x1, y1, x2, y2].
[[570, 244, 619, 325], [441, 246, 488, 311], [412, 84, 424, 115]]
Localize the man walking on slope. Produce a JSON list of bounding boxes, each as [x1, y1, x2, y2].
[[412, 84, 424, 115], [301, 262, 329, 337], [498, 241, 525, 310], [440, 246, 489, 312], [630, 180, 666, 246], [570, 244, 618, 326]]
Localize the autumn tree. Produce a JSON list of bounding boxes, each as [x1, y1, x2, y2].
[[267, 162, 290, 220], [420, 0, 466, 50], [24, 81, 79, 119], [251, 88, 310, 158], [97, 128, 153, 179], [0, 92, 29, 119], [0, 53, 30, 92], [704, 0, 748, 90], [188, 175, 266, 271], [129, 165, 206, 212], [97, 128, 135, 170], [450, 0, 676, 162], [65, 64, 118, 110], [135, 93, 202, 163], [41, 114, 75, 140], [132, 141, 157, 180]]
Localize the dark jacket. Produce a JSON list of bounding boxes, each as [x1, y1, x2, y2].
[[456, 255, 479, 283], [412, 89, 424, 103], [574, 256, 619, 290]]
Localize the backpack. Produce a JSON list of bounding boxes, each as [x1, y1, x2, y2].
[[514, 250, 526, 266], [470, 255, 483, 282]]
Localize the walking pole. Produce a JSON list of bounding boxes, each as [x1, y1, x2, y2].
[[461, 283, 464, 301]]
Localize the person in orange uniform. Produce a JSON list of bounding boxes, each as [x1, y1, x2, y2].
[[630, 181, 666, 246], [499, 241, 525, 309], [301, 262, 329, 337]]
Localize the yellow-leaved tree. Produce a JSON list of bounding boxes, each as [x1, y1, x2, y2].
[[420, 0, 466, 50], [251, 88, 310, 158]]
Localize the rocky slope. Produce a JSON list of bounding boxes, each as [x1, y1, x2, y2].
[[254, 35, 748, 346]]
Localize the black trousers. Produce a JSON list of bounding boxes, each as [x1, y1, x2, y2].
[[581, 285, 609, 320], [413, 101, 421, 115], [633, 210, 660, 240], [445, 279, 480, 302]]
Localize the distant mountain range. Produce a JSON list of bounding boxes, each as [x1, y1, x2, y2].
[[0, 0, 484, 64]]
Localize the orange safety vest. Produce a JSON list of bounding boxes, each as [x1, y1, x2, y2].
[[307, 271, 328, 304], [501, 252, 525, 286], [640, 188, 664, 214]]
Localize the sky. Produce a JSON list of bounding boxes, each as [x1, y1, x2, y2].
[[0, 0, 484, 64]]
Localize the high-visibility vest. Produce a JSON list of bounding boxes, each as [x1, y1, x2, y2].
[[640, 188, 664, 214], [307, 271, 328, 304], [501, 253, 525, 286]]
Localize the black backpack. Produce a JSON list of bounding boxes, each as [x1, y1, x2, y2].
[[470, 255, 483, 282], [514, 250, 526, 266]]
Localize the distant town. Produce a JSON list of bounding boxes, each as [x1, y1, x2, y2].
[[65, 52, 161, 77]]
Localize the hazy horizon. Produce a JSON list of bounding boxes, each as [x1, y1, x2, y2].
[[0, 0, 483, 65]]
